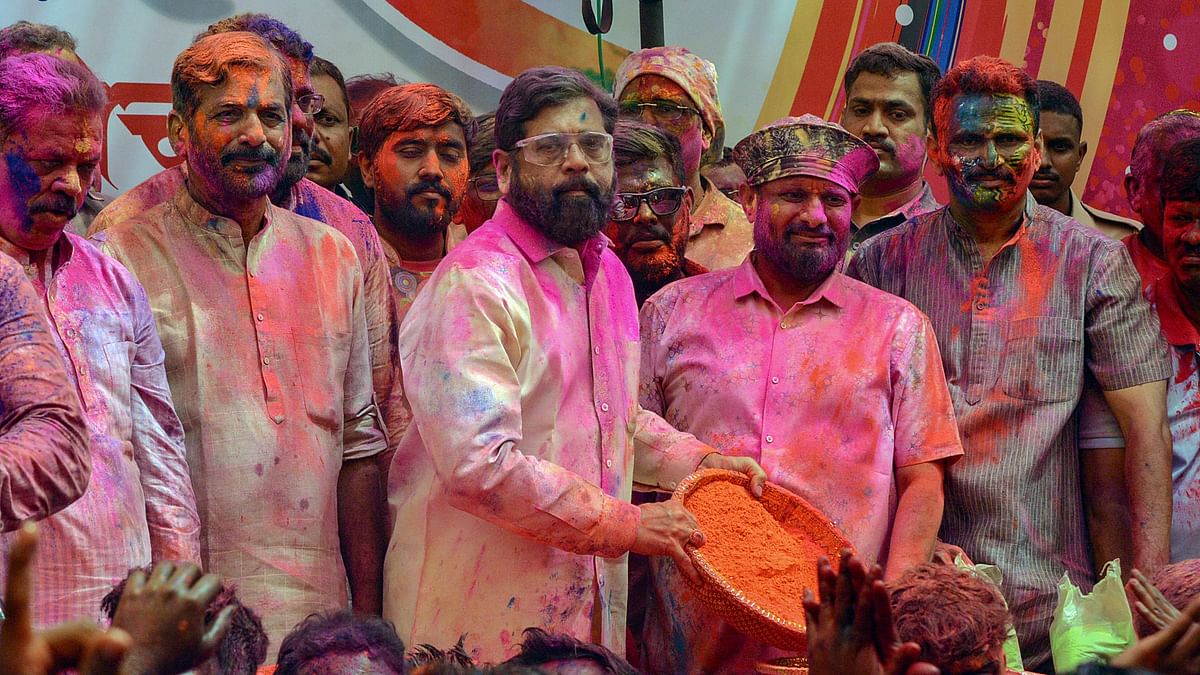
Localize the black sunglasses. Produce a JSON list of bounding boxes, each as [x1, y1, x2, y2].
[[610, 186, 687, 221]]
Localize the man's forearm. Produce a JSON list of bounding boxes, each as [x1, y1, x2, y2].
[[884, 467, 944, 580], [1126, 421, 1174, 571], [1081, 447, 1133, 576], [338, 457, 387, 615]]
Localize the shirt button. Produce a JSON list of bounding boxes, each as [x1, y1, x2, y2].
[[975, 302, 985, 311], [668, 481, 677, 489], [256, 312, 264, 321], [262, 357, 270, 366], [272, 414, 284, 424], [771, 376, 780, 384], [593, 346, 600, 355], [65, 328, 77, 338], [779, 321, 786, 329], [605, 458, 613, 468], [600, 403, 610, 412], [766, 435, 774, 443]]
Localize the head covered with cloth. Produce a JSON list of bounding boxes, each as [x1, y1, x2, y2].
[[734, 114, 878, 287]]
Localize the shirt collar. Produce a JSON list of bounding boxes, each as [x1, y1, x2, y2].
[[0, 231, 75, 275], [172, 180, 274, 240], [1150, 276, 1200, 347], [494, 199, 612, 284], [690, 175, 742, 237], [856, 181, 939, 230], [731, 254, 847, 309]]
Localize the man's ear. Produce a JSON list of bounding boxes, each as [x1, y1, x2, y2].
[[1126, 173, 1143, 214], [167, 111, 187, 158], [495, 148, 513, 197], [357, 153, 375, 190], [738, 183, 757, 221], [1077, 139, 1089, 166], [851, 193, 862, 213], [926, 131, 945, 176]]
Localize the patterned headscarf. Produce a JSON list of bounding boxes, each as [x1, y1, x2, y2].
[[734, 114, 879, 193], [613, 46, 725, 161]]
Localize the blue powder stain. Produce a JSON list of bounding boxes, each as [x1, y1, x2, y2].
[[5, 152, 40, 231], [293, 195, 324, 222], [507, 596, 516, 608]]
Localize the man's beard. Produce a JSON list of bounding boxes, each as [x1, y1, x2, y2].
[[507, 162, 613, 247], [377, 179, 458, 239], [753, 213, 845, 287], [190, 139, 284, 201], [274, 128, 313, 200], [622, 224, 686, 290]]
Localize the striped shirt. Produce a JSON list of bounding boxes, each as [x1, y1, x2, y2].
[[0, 233, 199, 627], [847, 198, 1170, 670]]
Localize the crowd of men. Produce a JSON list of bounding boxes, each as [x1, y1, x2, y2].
[[1, 12, 1200, 675]]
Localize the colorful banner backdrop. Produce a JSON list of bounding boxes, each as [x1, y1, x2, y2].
[[2, 0, 1191, 217]]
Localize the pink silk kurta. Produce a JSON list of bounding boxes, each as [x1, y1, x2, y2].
[[637, 262, 963, 674], [99, 186, 387, 654], [0, 234, 199, 627], [386, 201, 710, 662]]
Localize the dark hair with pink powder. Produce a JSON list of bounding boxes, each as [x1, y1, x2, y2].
[[357, 83, 478, 160], [195, 13, 313, 66], [0, 52, 105, 139], [887, 563, 1011, 672], [1135, 558, 1200, 638], [931, 55, 1039, 139], [99, 567, 268, 674], [0, 21, 77, 61], [275, 609, 408, 675], [171, 32, 293, 120], [503, 628, 637, 674], [1130, 110, 1200, 185], [494, 66, 618, 151]]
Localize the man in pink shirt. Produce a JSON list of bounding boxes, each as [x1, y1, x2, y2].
[[0, 52, 199, 626], [637, 115, 963, 673], [389, 66, 765, 662]]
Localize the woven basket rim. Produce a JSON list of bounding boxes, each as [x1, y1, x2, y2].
[[673, 468, 853, 647]]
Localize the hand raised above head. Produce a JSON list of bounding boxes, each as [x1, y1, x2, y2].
[[110, 561, 233, 675]]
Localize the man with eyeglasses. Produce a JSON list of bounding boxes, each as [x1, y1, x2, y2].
[[613, 46, 755, 271], [89, 15, 397, 451], [94, 32, 389, 657], [306, 56, 354, 200], [606, 120, 707, 306], [637, 115, 962, 673], [356, 83, 473, 449], [459, 113, 499, 233], [386, 66, 765, 662]]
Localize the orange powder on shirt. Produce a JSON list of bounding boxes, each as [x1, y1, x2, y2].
[[687, 481, 821, 626]]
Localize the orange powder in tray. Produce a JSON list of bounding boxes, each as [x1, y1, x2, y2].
[[687, 481, 821, 626]]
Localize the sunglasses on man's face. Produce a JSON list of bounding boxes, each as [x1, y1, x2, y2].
[[610, 186, 687, 221]]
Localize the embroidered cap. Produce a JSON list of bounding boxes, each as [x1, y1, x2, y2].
[[733, 114, 879, 192]]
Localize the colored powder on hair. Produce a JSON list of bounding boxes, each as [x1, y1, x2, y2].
[[687, 481, 823, 626]]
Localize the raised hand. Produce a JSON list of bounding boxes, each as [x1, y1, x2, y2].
[[1127, 568, 1181, 634], [111, 561, 233, 675], [0, 521, 131, 675], [1112, 593, 1200, 674]]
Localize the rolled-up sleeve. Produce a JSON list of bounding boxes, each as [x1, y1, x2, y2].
[[402, 265, 641, 559], [0, 257, 89, 530]]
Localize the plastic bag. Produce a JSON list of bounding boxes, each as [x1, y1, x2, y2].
[[954, 555, 1024, 671], [1050, 559, 1135, 672]]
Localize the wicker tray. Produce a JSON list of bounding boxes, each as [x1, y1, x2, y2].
[[673, 468, 852, 651], [756, 656, 810, 674]]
